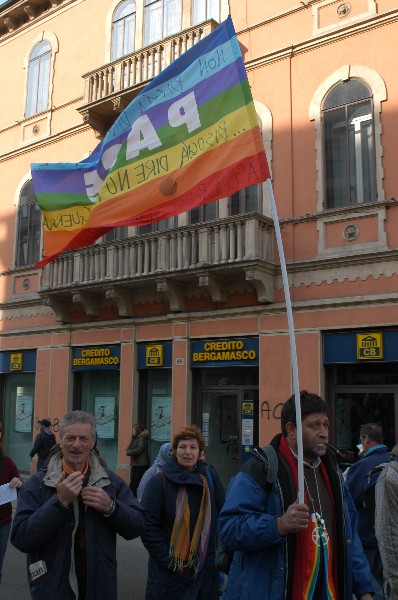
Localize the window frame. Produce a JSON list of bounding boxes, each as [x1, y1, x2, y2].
[[322, 81, 376, 209], [111, 0, 136, 61], [15, 181, 41, 268], [309, 65, 386, 213], [144, 0, 182, 46], [25, 41, 51, 118], [192, 0, 220, 25]]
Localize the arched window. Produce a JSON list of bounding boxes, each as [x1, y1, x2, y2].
[[323, 79, 376, 208], [192, 0, 220, 25], [112, 1, 136, 60], [16, 181, 41, 267], [25, 41, 51, 117], [144, 0, 181, 46]]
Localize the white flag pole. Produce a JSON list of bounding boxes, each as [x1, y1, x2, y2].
[[266, 178, 304, 503]]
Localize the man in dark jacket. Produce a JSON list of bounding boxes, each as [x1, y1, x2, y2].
[[126, 423, 150, 496], [346, 422, 391, 600], [29, 419, 56, 471], [219, 390, 373, 600], [12, 410, 145, 600]]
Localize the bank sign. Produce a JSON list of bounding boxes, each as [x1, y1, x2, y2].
[[191, 338, 259, 368], [72, 346, 120, 371]]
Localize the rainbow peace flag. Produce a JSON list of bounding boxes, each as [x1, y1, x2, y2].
[[32, 16, 270, 267]]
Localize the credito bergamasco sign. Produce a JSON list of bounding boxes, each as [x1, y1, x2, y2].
[[72, 346, 120, 371], [191, 338, 259, 368]]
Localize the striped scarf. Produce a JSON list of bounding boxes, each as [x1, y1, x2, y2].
[[168, 474, 211, 576], [279, 436, 337, 600]]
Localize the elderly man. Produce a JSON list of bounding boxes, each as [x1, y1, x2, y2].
[[219, 390, 374, 600], [11, 410, 145, 600]]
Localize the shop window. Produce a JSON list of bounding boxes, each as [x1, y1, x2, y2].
[[25, 40, 51, 117], [143, 369, 172, 463], [144, 0, 181, 46], [112, 1, 136, 60], [77, 372, 120, 471], [192, 0, 220, 24], [3, 373, 35, 473], [15, 181, 41, 267], [323, 79, 376, 209]]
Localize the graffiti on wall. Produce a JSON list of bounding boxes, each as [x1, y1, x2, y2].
[[261, 401, 283, 421]]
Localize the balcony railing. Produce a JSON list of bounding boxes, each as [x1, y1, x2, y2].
[[79, 19, 219, 135], [39, 215, 275, 320]]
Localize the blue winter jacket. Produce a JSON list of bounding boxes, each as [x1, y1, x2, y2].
[[11, 451, 145, 600], [219, 435, 373, 600], [346, 445, 391, 547]]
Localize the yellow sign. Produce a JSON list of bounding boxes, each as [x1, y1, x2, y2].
[[10, 353, 23, 371], [242, 402, 254, 415], [146, 345, 164, 367], [356, 333, 383, 360]]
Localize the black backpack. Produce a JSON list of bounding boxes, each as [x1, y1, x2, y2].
[[215, 445, 278, 574]]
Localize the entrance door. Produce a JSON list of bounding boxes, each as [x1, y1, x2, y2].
[[201, 387, 258, 490], [333, 389, 396, 454]]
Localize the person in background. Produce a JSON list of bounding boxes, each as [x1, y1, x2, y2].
[[137, 442, 172, 502], [375, 456, 398, 600], [218, 390, 373, 600], [0, 421, 22, 584], [346, 423, 391, 600], [29, 419, 56, 472], [126, 423, 150, 496], [141, 425, 224, 599], [11, 410, 145, 600]]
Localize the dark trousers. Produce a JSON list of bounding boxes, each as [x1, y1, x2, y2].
[[130, 466, 149, 496]]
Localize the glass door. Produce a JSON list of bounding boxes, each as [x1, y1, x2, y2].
[[200, 387, 259, 489], [201, 390, 239, 490], [332, 389, 396, 456]]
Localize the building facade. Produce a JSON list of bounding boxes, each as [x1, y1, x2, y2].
[[0, 0, 397, 487]]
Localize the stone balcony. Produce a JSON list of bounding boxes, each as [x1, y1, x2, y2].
[[78, 19, 219, 138], [39, 214, 276, 322]]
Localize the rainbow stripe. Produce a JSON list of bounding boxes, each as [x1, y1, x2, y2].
[[304, 513, 336, 600], [32, 16, 270, 266]]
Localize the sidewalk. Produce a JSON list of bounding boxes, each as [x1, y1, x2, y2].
[[2, 529, 149, 599]]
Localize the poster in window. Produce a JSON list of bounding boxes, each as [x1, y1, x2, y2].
[[15, 394, 33, 433], [151, 397, 172, 441], [95, 396, 116, 439]]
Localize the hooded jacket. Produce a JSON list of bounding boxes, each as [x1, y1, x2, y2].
[[137, 442, 172, 501], [219, 434, 373, 600], [11, 450, 145, 600]]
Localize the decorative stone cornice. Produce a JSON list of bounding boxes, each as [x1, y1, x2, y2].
[[198, 273, 227, 303], [156, 279, 185, 312]]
